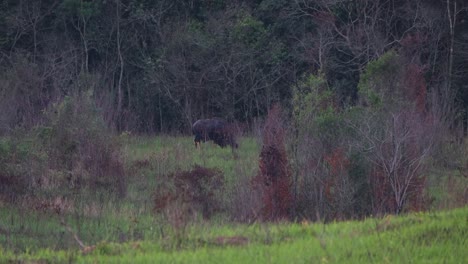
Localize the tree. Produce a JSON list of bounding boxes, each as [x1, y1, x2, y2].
[[350, 109, 434, 214], [291, 73, 360, 220], [352, 51, 437, 214], [254, 104, 292, 221]]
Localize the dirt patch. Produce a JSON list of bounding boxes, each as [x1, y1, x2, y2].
[[214, 236, 249, 246]]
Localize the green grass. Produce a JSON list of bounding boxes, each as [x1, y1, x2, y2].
[[1, 207, 466, 263], [122, 135, 259, 177], [121, 135, 260, 215], [0, 136, 261, 252]]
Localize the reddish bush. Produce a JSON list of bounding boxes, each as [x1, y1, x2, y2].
[[154, 165, 224, 219], [253, 104, 292, 221], [323, 147, 350, 207], [369, 167, 395, 214], [404, 63, 427, 113], [370, 164, 428, 215]]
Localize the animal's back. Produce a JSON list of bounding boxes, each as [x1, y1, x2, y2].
[[192, 119, 208, 134], [191, 118, 237, 148]]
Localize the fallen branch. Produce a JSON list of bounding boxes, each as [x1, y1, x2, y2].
[[60, 216, 96, 254]]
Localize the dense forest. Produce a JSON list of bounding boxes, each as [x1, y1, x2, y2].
[[0, 0, 467, 133], [0, 0, 468, 223]]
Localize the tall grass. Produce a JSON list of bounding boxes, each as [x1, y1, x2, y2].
[[0, 135, 260, 253], [122, 135, 260, 215]]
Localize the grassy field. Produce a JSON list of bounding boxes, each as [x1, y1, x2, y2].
[[1, 206, 466, 263], [0, 135, 466, 263]]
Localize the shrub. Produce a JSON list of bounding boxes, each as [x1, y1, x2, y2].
[[291, 73, 358, 220], [153, 165, 224, 220], [42, 93, 126, 197], [0, 131, 48, 202], [253, 104, 292, 221], [0, 92, 127, 204]]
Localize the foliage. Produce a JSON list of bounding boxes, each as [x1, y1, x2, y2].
[[0, 55, 49, 132], [291, 73, 358, 220], [42, 93, 126, 197], [292, 73, 331, 128], [357, 50, 400, 107], [292, 73, 343, 147], [60, 0, 100, 19], [0, 132, 47, 200], [233, 13, 267, 48], [0, 92, 126, 204], [0, 0, 465, 134]]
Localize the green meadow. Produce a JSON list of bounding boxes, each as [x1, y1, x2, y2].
[[0, 136, 466, 263], [1, 206, 466, 263]]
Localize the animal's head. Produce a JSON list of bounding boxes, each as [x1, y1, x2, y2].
[[193, 134, 202, 148]]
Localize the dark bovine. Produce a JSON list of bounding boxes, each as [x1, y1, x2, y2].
[[192, 118, 238, 148]]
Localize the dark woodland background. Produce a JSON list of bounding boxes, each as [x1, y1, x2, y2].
[[0, 0, 467, 133]]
